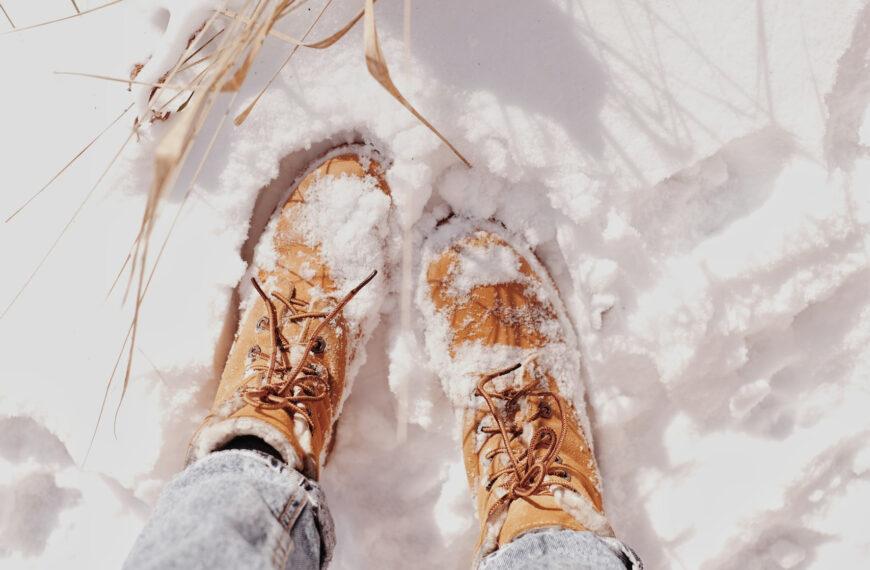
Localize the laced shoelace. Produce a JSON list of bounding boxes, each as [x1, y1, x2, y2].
[[476, 361, 579, 516], [239, 269, 376, 432]]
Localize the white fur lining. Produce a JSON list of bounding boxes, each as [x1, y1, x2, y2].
[[552, 487, 614, 537], [474, 506, 509, 566], [187, 416, 301, 470]]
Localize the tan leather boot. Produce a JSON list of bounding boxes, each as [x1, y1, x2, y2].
[[188, 147, 391, 480], [419, 218, 613, 563]]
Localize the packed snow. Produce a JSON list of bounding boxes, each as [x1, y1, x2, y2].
[[2, 1, 870, 569]]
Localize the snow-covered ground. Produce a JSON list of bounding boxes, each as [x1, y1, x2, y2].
[[2, 0, 870, 568]]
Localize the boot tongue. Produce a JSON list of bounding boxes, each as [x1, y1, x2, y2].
[[496, 495, 587, 547]]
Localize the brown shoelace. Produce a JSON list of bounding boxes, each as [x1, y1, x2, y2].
[[240, 269, 377, 431], [476, 362, 577, 516]]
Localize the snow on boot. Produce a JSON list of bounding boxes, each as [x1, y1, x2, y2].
[[188, 147, 392, 480], [418, 218, 613, 564]]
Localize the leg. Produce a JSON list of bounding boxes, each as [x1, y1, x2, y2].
[[479, 529, 642, 570], [124, 450, 333, 570]]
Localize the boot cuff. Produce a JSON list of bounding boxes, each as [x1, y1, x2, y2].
[[187, 415, 301, 469]]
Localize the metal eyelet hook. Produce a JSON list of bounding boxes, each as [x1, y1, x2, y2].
[[256, 316, 269, 331], [538, 402, 553, 419]]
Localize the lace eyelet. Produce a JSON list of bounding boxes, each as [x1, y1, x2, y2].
[[311, 337, 326, 355], [538, 402, 552, 419]]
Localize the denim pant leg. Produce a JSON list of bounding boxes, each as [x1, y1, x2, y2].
[[479, 529, 643, 570], [124, 450, 335, 570]]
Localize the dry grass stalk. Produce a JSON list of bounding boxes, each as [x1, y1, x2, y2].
[[0, 104, 135, 324], [0, 129, 136, 321], [362, 0, 470, 167], [0, 2, 14, 28], [233, 0, 342, 126], [54, 70, 190, 90], [70, 1, 81, 15], [3, 0, 124, 34], [109, 0, 337, 449], [229, 0, 471, 167], [217, 6, 358, 48], [98, 86, 245, 453], [4, 103, 134, 224]]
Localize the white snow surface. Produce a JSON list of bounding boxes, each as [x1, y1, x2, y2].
[[2, 1, 870, 569]]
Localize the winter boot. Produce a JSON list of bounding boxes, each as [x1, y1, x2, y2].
[[188, 147, 392, 480], [418, 218, 613, 563]]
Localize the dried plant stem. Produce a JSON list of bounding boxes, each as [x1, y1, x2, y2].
[[177, 53, 215, 73], [139, 9, 223, 117], [235, 0, 470, 165], [85, 320, 132, 464], [177, 38, 234, 74], [5, 102, 134, 223], [154, 66, 210, 112], [106, 232, 139, 300], [116, 9, 226, 303], [54, 70, 189, 90], [0, 131, 135, 320], [3, 0, 125, 34], [276, 0, 309, 20], [218, 4, 363, 49], [111, 2, 260, 438], [0, 2, 14, 28], [181, 29, 225, 66], [362, 0, 470, 167], [235, 0, 337, 126], [220, 1, 289, 92], [137, 347, 168, 385], [95, 88, 243, 454]]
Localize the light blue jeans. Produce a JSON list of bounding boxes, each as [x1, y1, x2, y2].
[[124, 450, 642, 569]]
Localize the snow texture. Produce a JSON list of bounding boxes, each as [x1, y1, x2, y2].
[[2, 0, 870, 569]]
